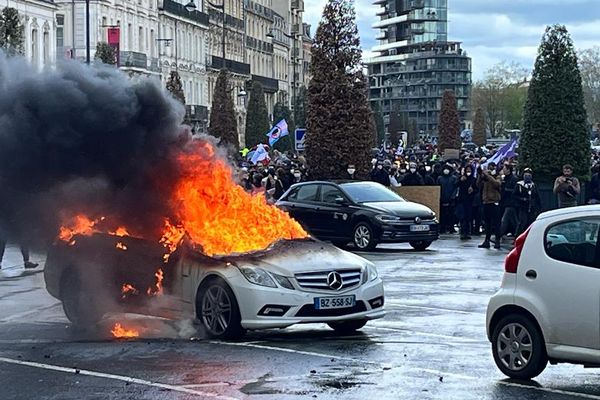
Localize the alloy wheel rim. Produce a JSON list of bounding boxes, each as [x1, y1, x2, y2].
[[201, 286, 232, 335], [497, 322, 533, 371], [354, 226, 371, 249]]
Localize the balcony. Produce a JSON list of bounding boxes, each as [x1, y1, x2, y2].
[[120, 51, 147, 69], [250, 74, 279, 93], [186, 105, 208, 122], [291, 0, 304, 11], [410, 0, 425, 9], [210, 56, 251, 75], [159, 0, 209, 25]]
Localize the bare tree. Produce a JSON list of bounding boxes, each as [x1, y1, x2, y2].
[[578, 47, 600, 126]]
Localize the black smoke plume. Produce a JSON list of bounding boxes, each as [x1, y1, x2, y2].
[[0, 54, 191, 247]]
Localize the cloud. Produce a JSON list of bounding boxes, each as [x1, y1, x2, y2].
[[303, 0, 600, 80]]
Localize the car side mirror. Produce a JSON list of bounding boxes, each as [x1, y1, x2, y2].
[[335, 197, 347, 205]]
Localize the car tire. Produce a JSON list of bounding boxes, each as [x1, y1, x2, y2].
[[61, 271, 105, 328], [198, 277, 245, 340], [353, 223, 377, 251], [409, 241, 432, 251], [491, 314, 548, 380], [328, 319, 367, 334]]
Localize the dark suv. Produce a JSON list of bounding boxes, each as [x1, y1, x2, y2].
[[276, 181, 439, 251]]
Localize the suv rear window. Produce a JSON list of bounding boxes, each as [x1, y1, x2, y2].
[[545, 219, 599, 268]]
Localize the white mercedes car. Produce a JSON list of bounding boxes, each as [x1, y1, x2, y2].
[[487, 205, 600, 379], [44, 235, 385, 339]]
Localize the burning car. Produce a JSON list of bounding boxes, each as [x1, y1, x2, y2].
[[44, 232, 385, 339]]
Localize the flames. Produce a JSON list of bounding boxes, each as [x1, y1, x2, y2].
[[121, 284, 138, 298], [167, 142, 308, 256], [147, 268, 164, 297], [116, 242, 128, 251], [58, 215, 99, 242], [110, 323, 140, 338], [110, 227, 130, 237]]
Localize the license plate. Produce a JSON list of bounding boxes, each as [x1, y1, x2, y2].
[[314, 295, 356, 310], [410, 224, 430, 232]]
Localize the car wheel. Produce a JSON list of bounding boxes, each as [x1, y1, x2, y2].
[[492, 314, 548, 379], [61, 271, 105, 328], [328, 319, 367, 334], [409, 241, 432, 251], [198, 277, 245, 340], [353, 223, 376, 251]]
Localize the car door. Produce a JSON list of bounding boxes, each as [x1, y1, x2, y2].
[[280, 184, 321, 235], [314, 184, 355, 239], [523, 217, 600, 350]]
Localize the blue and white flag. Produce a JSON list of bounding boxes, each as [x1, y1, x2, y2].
[[483, 139, 518, 168], [250, 144, 269, 165], [266, 119, 289, 146]]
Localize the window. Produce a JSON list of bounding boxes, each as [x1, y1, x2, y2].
[[545, 219, 599, 268], [288, 185, 319, 202], [56, 15, 64, 51], [139, 26, 144, 51], [321, 186, 346, 204]]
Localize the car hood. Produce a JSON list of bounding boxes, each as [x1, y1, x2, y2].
[[222, 239, 370, 277], [362, 201, 435, 218]]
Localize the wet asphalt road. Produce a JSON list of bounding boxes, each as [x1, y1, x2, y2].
[[1, 237, 599, 400]]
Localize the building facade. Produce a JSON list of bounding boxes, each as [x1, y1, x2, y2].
[[367, 0, 471, 138], [5, 0, 57, 69]]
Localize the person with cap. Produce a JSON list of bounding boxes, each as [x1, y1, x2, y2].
[[515, 168, 542, 236], [477, 162, 502, 249], [401, 162, 425, 186], [553, 164, 581, 208]]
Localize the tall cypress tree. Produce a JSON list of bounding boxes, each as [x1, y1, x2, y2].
[[371, 101, 385, 146], [294, 86, 307, 128], [208, 69, 239, 150], [0, 8, 24, 56], [520, 25, 589, 180], [438, 90, 461, 152], [306, 0, 375, 179], [472, 107, 487, 146], [273, 102, 295, 151], [244, 81, 270, 148]]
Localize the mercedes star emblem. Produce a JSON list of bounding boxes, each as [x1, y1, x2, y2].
[[327, 271, 343, 290]]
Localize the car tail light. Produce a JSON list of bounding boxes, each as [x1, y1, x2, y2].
[[504, 226, 532, 273]]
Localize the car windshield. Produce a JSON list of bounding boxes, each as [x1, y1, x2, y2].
[[341, 182, 405, 203]]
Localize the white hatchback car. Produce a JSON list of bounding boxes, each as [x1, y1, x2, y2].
[[487, 205, 600, 379]]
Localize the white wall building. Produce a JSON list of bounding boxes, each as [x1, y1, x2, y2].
[[6, 0, 57, 69]]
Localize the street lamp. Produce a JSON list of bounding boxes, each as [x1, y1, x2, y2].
[[184, 0, 197, 12], [206, 0, 226, 67]]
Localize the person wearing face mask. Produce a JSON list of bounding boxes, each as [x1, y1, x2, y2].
[[456, 165, 477, 240], [515, 168, 541, 236], [292, 169, 303, 183], [402, 162, 424, 186], [477, 162, 502, 249], [346, 164, 357, 180], [389, 164, 401, 187], [419, 164, 435, 185], [499, 164, 519, 241], [437, 164, 458, 234], [370, 161, 391, 187]]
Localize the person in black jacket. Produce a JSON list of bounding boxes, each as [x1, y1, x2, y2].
[[457, 165, 477, 240], [589, 165, 600, 204], [437, 164, 458, 234], [499, 164, 519, 240], [402, 162, 425, 186], [515, 168, 542, 236], [370, 161, 391, 187]]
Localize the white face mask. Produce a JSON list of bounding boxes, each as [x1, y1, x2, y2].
[[400, 169, 406, 174], [491, 170, 497, 176], [377, 165, 383, 170], [443, 169, 450, 175], [410, 168, 417, 173], [347, 168, 356, 175], [466, 172, 472, 177], [294, 172, 301, 178]]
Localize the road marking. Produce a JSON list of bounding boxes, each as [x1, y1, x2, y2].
[[384, 302, 479, 315], [0, 356, 239, 400], [0, 302, 62, 323], [210, 341, 600, 399], [209, 341, 382, 366]]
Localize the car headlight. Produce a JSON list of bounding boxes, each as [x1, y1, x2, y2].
[[271, 273, 295, 290], [239, 266, 277, 288], [362, 264, 379, 283], [375, 214, 403, 225]]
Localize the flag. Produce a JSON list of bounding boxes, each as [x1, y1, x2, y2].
[[266, 119, 289, 146], [250, 144, 269, 165], [482, 139, 518, 168]]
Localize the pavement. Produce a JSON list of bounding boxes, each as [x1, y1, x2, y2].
[[0, 237, 599, 399]]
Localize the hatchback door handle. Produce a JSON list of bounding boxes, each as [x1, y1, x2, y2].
[[525, 270, 537, 279]]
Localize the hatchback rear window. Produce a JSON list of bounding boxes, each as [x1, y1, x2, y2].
[[545, 219, 599, 268]]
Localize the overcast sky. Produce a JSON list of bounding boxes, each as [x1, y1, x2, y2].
[[303, 0, 600, 80]]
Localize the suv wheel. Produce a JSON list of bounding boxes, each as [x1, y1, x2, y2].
[[328, 319, 367, 334], [61, 271, 105, 328], [492, 314, 548, 379], [409, 241, 432, 251], [353, 223, 376, 251], [198, 278, 245, 340]]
